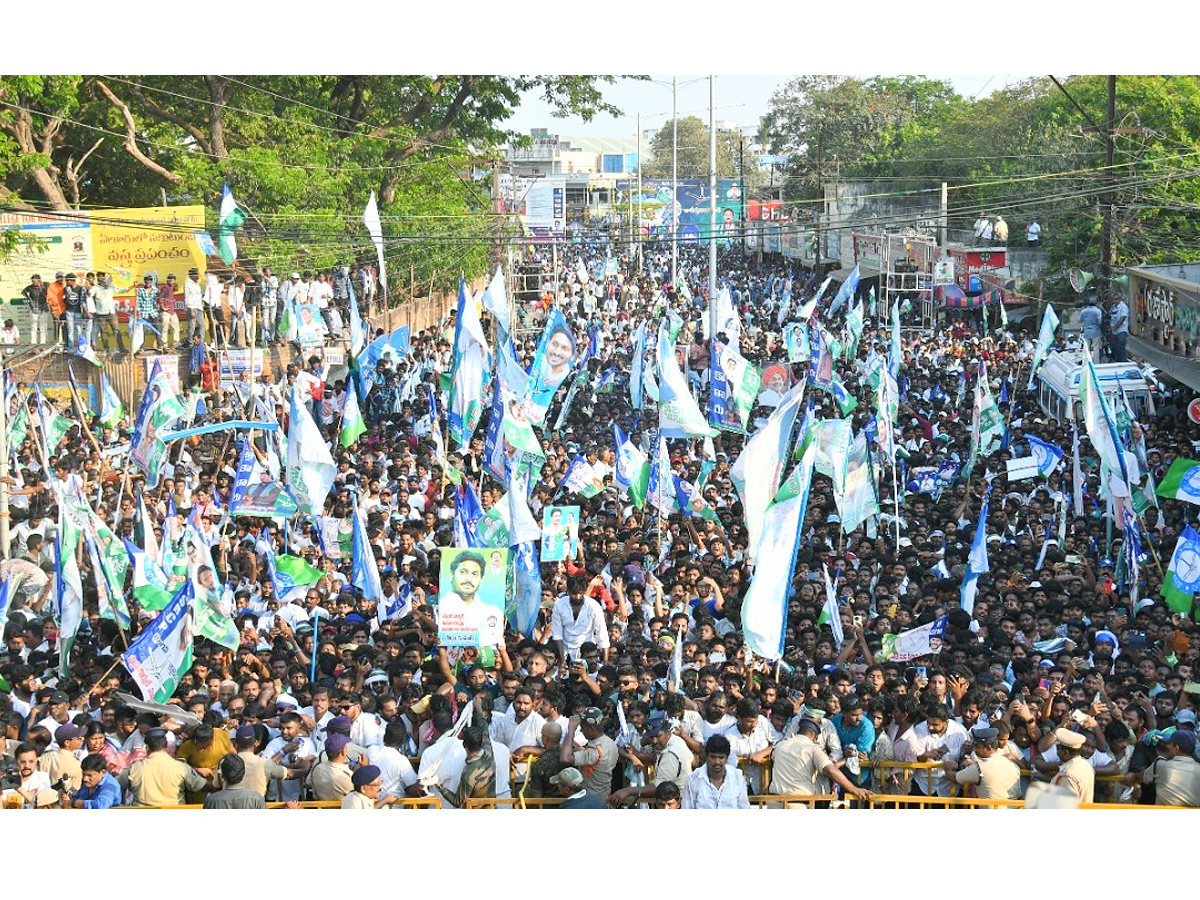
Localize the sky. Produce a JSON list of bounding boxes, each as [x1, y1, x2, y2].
[[504, 75, 1026, 141]]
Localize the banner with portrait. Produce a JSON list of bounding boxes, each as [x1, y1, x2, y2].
[[437, 547, 508, 647], [540, 505, 580, 562], [524, 309, 577, 424]]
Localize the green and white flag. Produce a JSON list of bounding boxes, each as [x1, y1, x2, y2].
[[90, 512, 131, 627], [339, 385, 366, 448], [127, 539, 173, 612], [836, 432, 880, 533], [613, 423, 650, 509], [1080, 353, 1132, 487], [218, 182, 248, 265], [1162, 525, 1200, 615], [121, 582, 195, 704], [1027, 304, 1060, 389], [99, 373, 124, 430], [1156, 458, 1200, 505], [810, 419, 853, 496], [845, 300, 864, 357], [448, 278, 491, 448], [54, 485, 89, 675], [8, 400, 27, 449]]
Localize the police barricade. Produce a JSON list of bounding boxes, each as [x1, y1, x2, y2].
[[747, 793, 839, 809], [875, 760, 950, 797], [119, 797, 442, 809], [464, 796, 564, 809]]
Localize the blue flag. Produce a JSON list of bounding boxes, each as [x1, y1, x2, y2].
[[454, 482, 487, 548], [352, 503, 383, 602], [960, 486, 991, 615], [1026, 435, 1065, 477]]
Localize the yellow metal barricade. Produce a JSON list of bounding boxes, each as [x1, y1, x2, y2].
[[748, 794, 839, 809], [862, 793, 1025, 809], [464, 796, 564, 809], [876, 761, 952, 797]]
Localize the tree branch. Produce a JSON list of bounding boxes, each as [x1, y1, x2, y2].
[[94, 80, 183, 185], [63, 137, 104, 208], [123, 81, 213, 155], [368, 76, 448, 139]]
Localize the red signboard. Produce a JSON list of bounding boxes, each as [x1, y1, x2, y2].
[[747, 200, 784, 221], [947, 247, 1007, 290]]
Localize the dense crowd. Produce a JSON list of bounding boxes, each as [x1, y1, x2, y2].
[[0, 240, 1197, 811]]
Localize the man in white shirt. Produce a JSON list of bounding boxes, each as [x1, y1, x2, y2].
[[263, 712, 317, 802], [366, 721, 420, 797], [416, 711, 467, 806], [344, 693, 386, 748], [550, 575, 611, 663], [202, 271, 223, 344], [904, 703, 969, 797], [185, 268, 204, 344], [682, 734, 750, 809]]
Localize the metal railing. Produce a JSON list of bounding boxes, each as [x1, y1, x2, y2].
[[118, 796, 442, 810]]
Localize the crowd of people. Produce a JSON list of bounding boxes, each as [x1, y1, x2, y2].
[[0, 237, 1197, 812]]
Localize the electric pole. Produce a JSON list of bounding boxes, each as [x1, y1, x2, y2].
[[492, 159, 504, 273], [708, 75, 717, 346], [1102, 75, 1116, 279]]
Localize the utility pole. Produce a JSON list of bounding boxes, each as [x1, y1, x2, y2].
[[0, 380, 8, 561], [939, 181, 948, 249], [672, 76, 678, 288], [708, 75, 717, 345], [812, 133, 822, 279], [637, 112, 643, 274], [739, 134, 747, 256], [1102, 75, 1117, 279], [492, 159, 504, 273]]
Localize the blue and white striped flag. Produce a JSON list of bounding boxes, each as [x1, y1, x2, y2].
[[1026, 435, 1065, 477]]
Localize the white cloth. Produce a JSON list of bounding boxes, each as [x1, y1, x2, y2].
[[549, 596, 610, 659], [365, 744, 418, 797], [682, 763, 750, 809]]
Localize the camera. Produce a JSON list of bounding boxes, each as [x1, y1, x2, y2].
[[0, 765, 20, 791]]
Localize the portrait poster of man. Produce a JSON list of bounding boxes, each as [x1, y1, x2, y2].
[[540, 505, 580, 562], [437, 547, 508, 646]]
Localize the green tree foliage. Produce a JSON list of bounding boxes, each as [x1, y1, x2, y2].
[[759, 75, 1200, 280], [0, 75, 627, 292], [642, 116, 740, 180]]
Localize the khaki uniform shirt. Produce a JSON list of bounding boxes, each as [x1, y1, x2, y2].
[[1052, 756, 1095, 804], [128, 751, 208, 807], [38, 748, 83, 794], [1142, 755, 1200, 808], [955, 753, 1023, 800], [310, 760, 354, 801], [770, 735, 833, 796]]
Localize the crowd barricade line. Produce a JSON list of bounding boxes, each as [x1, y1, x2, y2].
[[464, 796, 564, 809], [747, 794, 839, 809], [862, 793, 1026, 809], [876, 761, 952, 797]]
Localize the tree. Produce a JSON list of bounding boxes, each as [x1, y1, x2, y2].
[[642, 116, 740, 180], [0, 75, 631, 293]]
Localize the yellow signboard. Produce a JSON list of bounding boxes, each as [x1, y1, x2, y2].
[[89, 205, 208, 308]]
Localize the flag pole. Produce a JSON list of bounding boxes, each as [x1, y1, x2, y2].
[[86, 656, 124, 698]]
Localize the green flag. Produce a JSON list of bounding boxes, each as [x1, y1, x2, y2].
[[218, 183, 248, 265], [340, 386, 367, 448]]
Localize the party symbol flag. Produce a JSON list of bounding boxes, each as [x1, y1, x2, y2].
[[218, 182, 248, 265], [121, 582, 195, 703]]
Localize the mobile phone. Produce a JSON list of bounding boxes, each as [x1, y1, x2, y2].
[[1038, 678, 1050, 690], [916, 666, 927, 680], [853, 615, 863, 628], [1069, 709, 1089, 725], [1183, 682, 1200, 696]]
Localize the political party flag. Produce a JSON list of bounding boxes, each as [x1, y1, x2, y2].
[[448, 278, 492, 447], [129, 358, 186, 486], [875, 370, 898, 458], [0, 576, 11, 628], [267, 546, 324, 605], [741, 442, 817, 660], [732, 382, 806, 556], [561, 455, 604, 500], [1080, 354, 1131, 489], [809, 322, 834, 390], [231, 438, 298, 519], [646, 432, 677, 516], [218, 182, 247, 265], [90, 512, 130, 628], [121, 581, 195, 703], [347, 278, 365, 357], [1026, 435, 1065, 477], [595, 367, 617, 394], [810, 419, 853, 496], [630, 321, 647, 410], [783, 321, 810, 363], [454, 482, 488, 548], [709, 340, 761, 432], [613, 423, 650, 509], [54, 484, 88, 675], [879, 616, 948, 662], [1163, 524, 1200, 615], [674, 476, 718, 522], [845, 300, 865, 355], [511, 540, 542, 638], [124, 538, 173, 611], [657, 321, 716, 438], [1155, 458, 1200, 505], [99, 373, 124, 429], [480, 266, 510, 334], [340, 385, 367, 448], [817, 564, 844, 649], [1027, 304, 1060, 388], [351, 503, 383, 603], [703, 286, 741, 345], [796, 276, 830, 321], [960, 487, 991, 616], [889, 299, 903, 377], [830, 372, 857, 416], [363, 190, 388, 300], [836, 432, 881, 534], [286, 387, 336, 516], [828, 265, 860, 317], [9, 400, 27, 450], [75, 333, 103, 368]]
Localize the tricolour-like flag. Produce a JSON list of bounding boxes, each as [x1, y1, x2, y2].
[[121, 582, 195, 703], [1155, 458, 1200, 505], [1163, 524, 1200, 615], [1027, 304, 1060, 389], [448, 278, 491, 447], [1027, 435, 1065, 477], [710, 340, 760, 432], [75, 333, 103, 368], [560, 455, 604, 499], [836, 432, 880, 533], [959, 486, 991, 615], [828, 264, 860, 317], [54, 484, 88, 675], [613, 423, 650, 509], [218, 182, 247, 265], [453, 482, 487, 548], [124, 538, 172, 611]]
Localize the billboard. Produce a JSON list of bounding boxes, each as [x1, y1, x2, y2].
[[523, 178, 567, 235], [0, 206, 209, 329], [437, 547, 508, 647], [617, 178, 743, 241]]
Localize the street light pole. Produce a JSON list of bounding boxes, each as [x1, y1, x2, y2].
[[671, 76, 678, 289], [708, 75, 717, 346]]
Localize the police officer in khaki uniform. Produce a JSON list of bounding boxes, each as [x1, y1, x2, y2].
[[951, 727, 1022, 801], [1050, 728, 1094, 804]]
